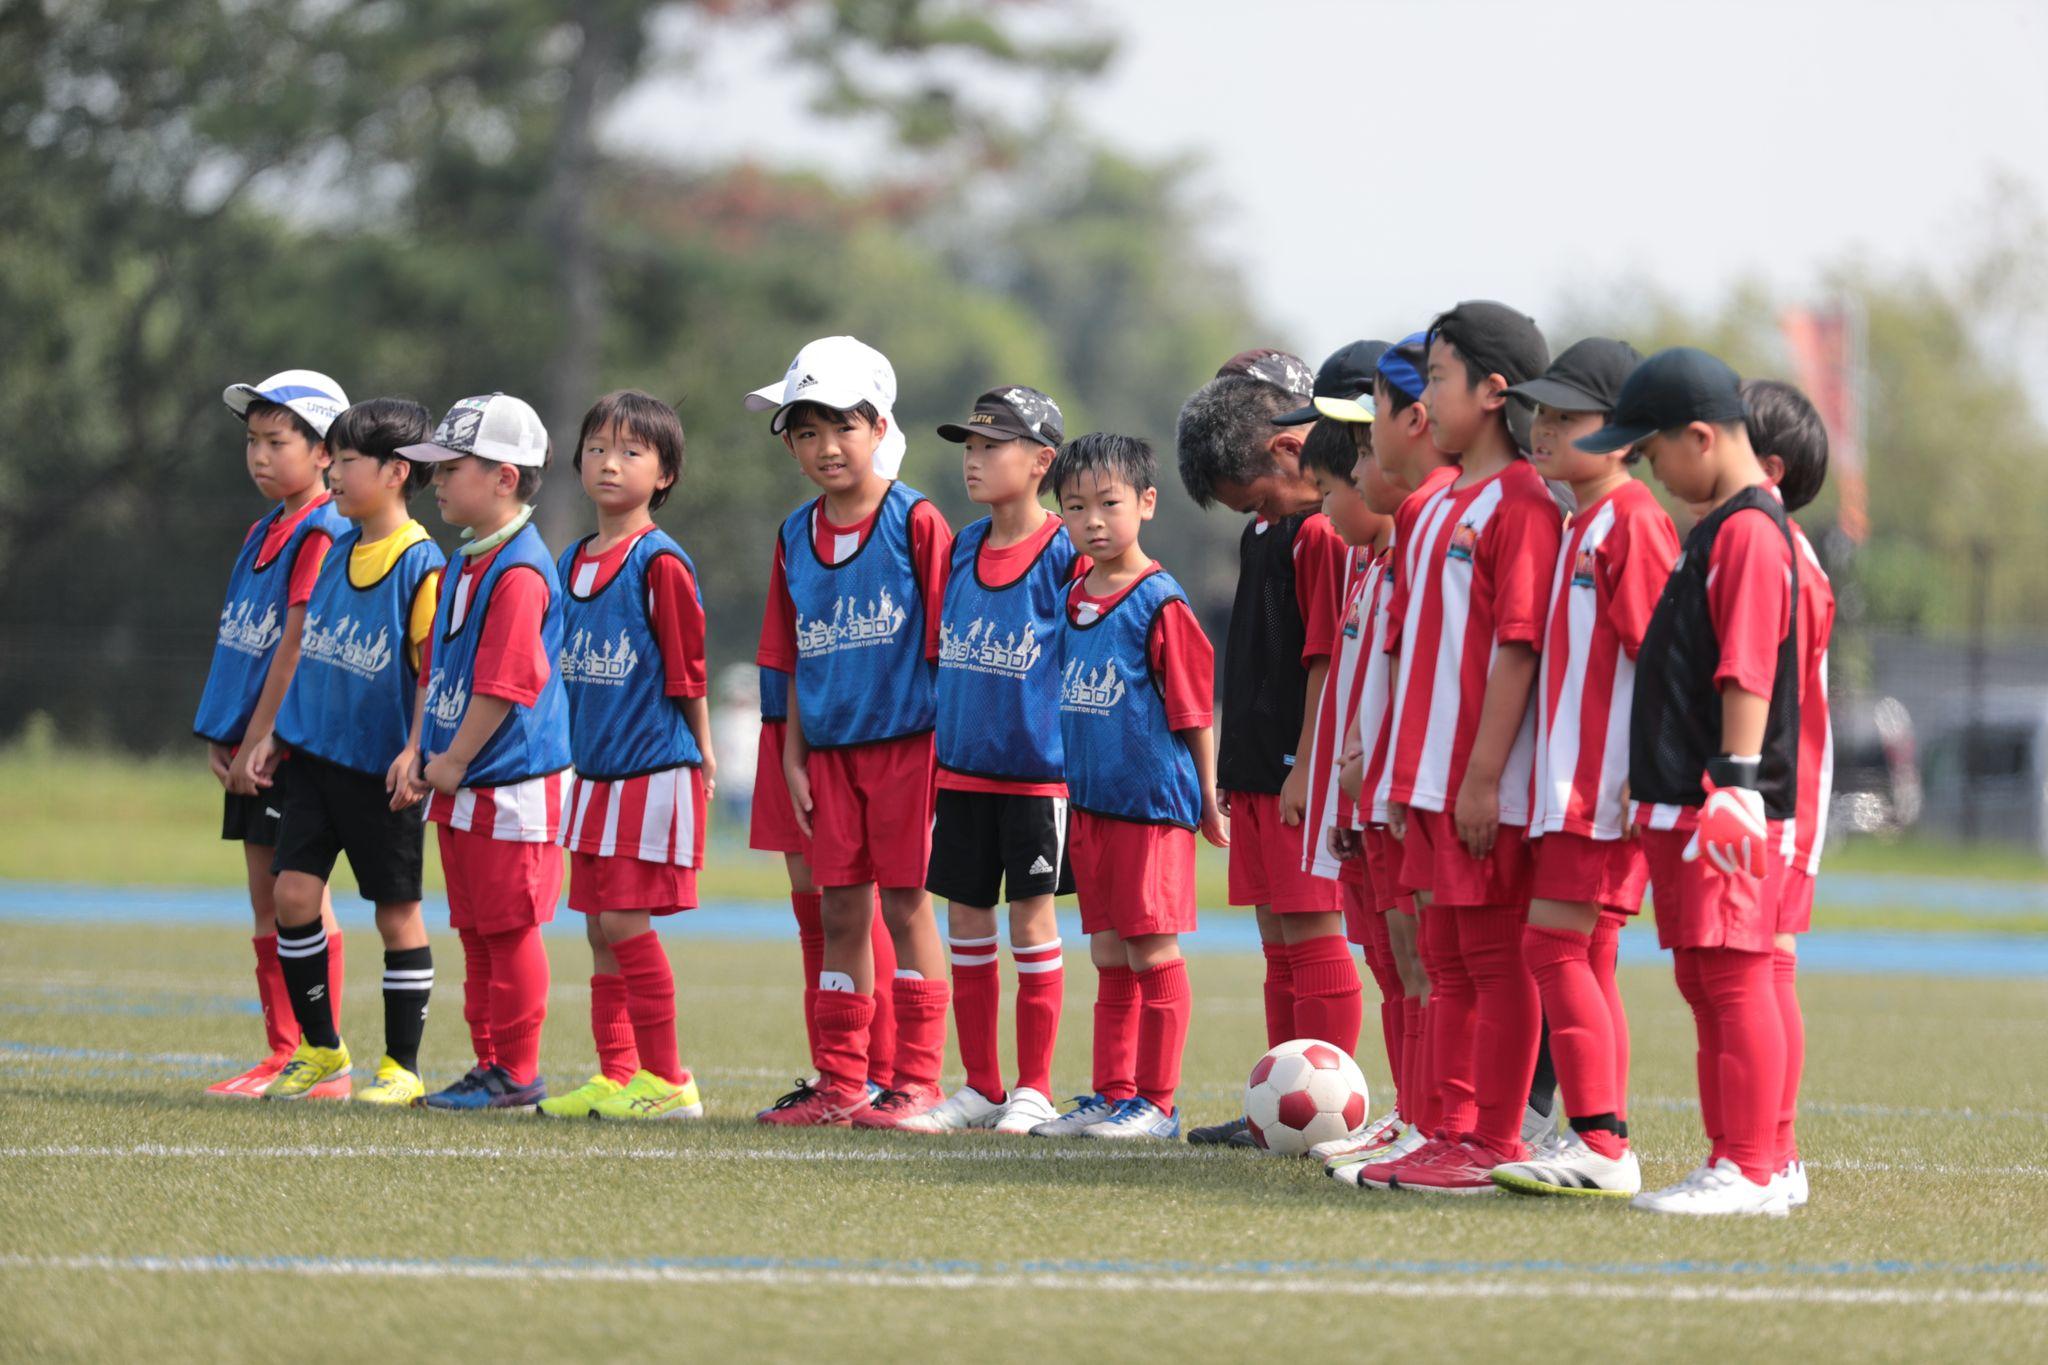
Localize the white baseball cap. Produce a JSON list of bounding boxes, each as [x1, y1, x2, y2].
[[398, 393, 551, 468], [744, 335, 906, 478], [222, 369, 350, 438]]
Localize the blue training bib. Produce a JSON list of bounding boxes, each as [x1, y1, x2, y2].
[[1057, 567, 1199, 828], [935, 516, 1074, 783], [556, 528, 703, 781]]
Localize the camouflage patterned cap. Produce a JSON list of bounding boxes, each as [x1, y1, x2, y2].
[[936, 385, 1066, 448], [1217, 348, 1315, 402]]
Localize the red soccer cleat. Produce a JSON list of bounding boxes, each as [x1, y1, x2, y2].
[[1355, 1134, 1459, 1190], [851, 1081, 945, 1131], [205, 1053, 292, 1099], [756, 1081, 871, 1127], [1390, 1139, 1513, 1195]]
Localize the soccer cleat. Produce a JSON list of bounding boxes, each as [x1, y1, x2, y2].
[[1631, 1158, 1791, 1217], [1030, 1092, 1118, 1138], [851, 1081, 945, 1130], [1186, 1114, 1256, 1147], [895, 1084, 1002, 1134], [757, 1078, 821, 1120], [1081, 1097, 1181, 1140], [1523, 1103, 1559, 1151], [420, 1064, 546, 1113], [1491, 1131, 1642, 1198], [757, 1079, 871, 1127], [264, 1040, 352, 1101], [538, 1073, 626, 1119], [1329, 1124, 1429, 1186], [1353, 1133, 1460, 1190], [1387, 1139, 1511, 1195], [1776, 1159, 1810, 1208], [357, 1056, 426, 1107], [592, 1070, 704, 1121], [992, 1087, 1061, 1135], [205, 1052, 292, 1099], [1310, 1111, 1402, 1163]]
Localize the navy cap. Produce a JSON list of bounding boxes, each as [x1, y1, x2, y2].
[[1376, 332, 1429, 402], [1507, 337, 1643, 416], [1274, 340, 1388, 426], [1575, 347, 1748, 454]]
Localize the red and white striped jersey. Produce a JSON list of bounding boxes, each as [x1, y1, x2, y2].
[[426, 770, 568, 843], [562, 764, 702, 866], [1532, 480, 1679, 839], [1381, 459, 1563, 823], [1780, 521, 1836, 875], [1303, 546, 1375, 880]]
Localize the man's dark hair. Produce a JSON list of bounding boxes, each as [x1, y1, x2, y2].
[[1297, 416, 1356, 481], [781, 399, 881, 432], [328, 398, 434, 495], [1742, 378, 1829, 513], [1051, 432, 1156, 501], [243, 399, 324, 448], [1174, 373, 1291, 508], [576, 390, 687, 511]]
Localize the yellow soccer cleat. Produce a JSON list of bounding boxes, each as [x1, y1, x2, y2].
[[537, 1073, 624, 1119], [356, 1056, 426, 1107], [592, 1069, 704, 1121], [265, 1040, 352, 1101]]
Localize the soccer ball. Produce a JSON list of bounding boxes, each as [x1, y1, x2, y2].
[[1243, 1038, 1370, 1156]]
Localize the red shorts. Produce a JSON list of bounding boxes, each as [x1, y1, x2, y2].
[[1338, 877, 1376, 947], [748, 720, 808, 855], [1638, 826, 1779, 954], [1398, 807, 1532, 908], [1225, 791, 1337, 913], [805, 732, 937, 889], [438, 824, 562, 934], [1363, 827, 1415, 916], [567, 850, 697, 915], [1071, 811, 1196, 938], [1777, 867, 1815, 935], [1529, 831, 1650, 915]]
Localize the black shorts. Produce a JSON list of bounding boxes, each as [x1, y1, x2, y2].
[[221, 783, 284, 847], [926, 788, 1074, 907], [270, 751, 426, 905]]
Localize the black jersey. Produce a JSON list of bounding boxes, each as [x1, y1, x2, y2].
[[1218, 512, 1312, 795]]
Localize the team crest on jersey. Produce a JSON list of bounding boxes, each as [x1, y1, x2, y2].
[[1342, 595, 1363, 640], [939, 617, 1043, 679], [559, 628, 640, 685], [1571, 546, 1597, 588], [424, 670, 468, 728], [216, 600, 282, 657], [1059, 658, 1127, 714], [1446, 521, 1480, 563], [794, 590, 908, 658], [300, 613, 395, 679]]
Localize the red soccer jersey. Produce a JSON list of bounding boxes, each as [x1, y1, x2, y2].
[[756, 495, 952, 672], [1783, 520, 1836, 875], [1532, 479, 1680, 839], [1303, 546, 1374, 879], [1292, 511, 1351, 665], [1383, 458, 1563, 823]]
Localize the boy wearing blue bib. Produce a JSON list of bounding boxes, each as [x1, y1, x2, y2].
[[901, 386, 1077, 1137], [1032, 434, 1227, 1143], [196, 368, 351, 1099], [252, 399, 445, 1104]]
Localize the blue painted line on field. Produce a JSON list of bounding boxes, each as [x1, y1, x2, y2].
[[3, 881, 2045, 977]]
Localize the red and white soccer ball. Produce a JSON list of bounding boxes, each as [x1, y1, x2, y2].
[[1244, 1038, 1370, 1155]]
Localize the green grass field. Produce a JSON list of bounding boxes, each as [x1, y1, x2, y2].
[[2, 917, 2044, 1360]]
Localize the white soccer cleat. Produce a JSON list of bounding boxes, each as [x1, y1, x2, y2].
[[1327, 1122, 1425, 1186], [1776, 1158, 1810, 1208], [991, 1087, 1060, 1135], [1491, 1131, 1642, 1198], [1631, 1158, 1790, 1217], [1309, 1111, 1401, 1163], [1031, 1092, 1117, 1137], [894, 1084, 1003, 1133], [1522, 1103, 1558, 1150]]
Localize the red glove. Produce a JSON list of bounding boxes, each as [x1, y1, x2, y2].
[[1683, 773, 1768, 878]]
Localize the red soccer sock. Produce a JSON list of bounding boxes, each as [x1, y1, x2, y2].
[[252, 933, 299, 1056], [590, 971, 638, 1082], [1418, 903, 1475, 1137], [1289, 934, 1364, 1056], [1523, 923, 1626, 1158], [326, 929, 346, 1036], [457, 927, 496, 1069], [1260, 941, 1296, 1048], [1359, 909, 1406, 1107], [1593, 911, 1630, 1120], [1093, 963, 1140, 1101], [1461, 905, 1541, 1158], [1774, 947, 1804, 1168], [792, 892, 824, 1072], [1401, 995, 1426, 1125], [482, 925, 549, 1087], [1688, 946, 1786, 1185], [613, 929, 683, 1084], [1012, 939, 1064, 1098], [889, 974, 951, 1091], [866, 907, 898, 1087], [1671, 949, 1722, 1162], [948, 935, 1004, 1101], [814, 987, 875, 1093], [1135, 959, 1192, 1111]]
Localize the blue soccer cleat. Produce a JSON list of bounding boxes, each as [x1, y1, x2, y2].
[[1080, 1097, 1181, 1141], [419, 1064, 546, 1113]]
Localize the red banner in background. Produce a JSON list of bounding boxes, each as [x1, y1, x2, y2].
[[1779, 302, 1868, 543]]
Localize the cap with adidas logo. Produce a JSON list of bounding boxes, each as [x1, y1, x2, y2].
[[744, 335, 905, 478]]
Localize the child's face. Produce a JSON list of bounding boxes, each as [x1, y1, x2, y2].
[[1637, 425, 1717, 505], [783, 408, 881, 495], [1059, 469, 1156, 563], [1351, 437, 1407, 517], [330, 447, 405, 521], [579, 419, 672, 518], [1529, 405, 1616, 486], [962, 434, 1051, 508], [432, 455, 514, 530], [1369, 377, 1424, 492], [1209, 434, 1324, 522], [244, 408, 329, 502], [1311, 466, 1378, 547], [1422, 338, 1498, 455]]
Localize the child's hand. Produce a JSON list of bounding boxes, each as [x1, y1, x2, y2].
[[1387, 800, 1409, 842], [385, 746, 423, 811], [1279, 765, 1310, 827], [1327, 825, 1362, 861], [422, 752, 468, 798], [699, 750, 717, 803], [1453, 772, 1499, 859], [1338, 753, 1365, 802], [1619, 780, 1638, 841], [226, 736, 273, 796], [785, 757, 813, 840], [207, 743, 233, 788], [1200, 792, 1230, 849]]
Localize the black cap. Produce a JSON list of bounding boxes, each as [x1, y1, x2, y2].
[[937, 385, 1065, 448], [1507, 337, 1643, 416], [1273, 340, 1391, 426], [1217, 348, 1315, 402], [1427, 300, 1550, 390], [1575, 347, 1747, 454]]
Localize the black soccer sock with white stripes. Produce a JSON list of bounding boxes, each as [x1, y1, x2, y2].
[[275, 920, 340, 1049], [381, 946, 433, 1075]]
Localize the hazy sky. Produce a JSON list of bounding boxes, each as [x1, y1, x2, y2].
[[611, 0, 2048, 361]]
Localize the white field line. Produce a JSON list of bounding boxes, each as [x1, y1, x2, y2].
[[0, 1253, 2042, 1309]]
